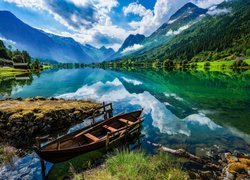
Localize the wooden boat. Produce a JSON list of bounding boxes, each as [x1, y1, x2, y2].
[[34, 109, 143, 163]]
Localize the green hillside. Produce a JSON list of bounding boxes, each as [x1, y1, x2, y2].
[[118, 0, 250, 63]]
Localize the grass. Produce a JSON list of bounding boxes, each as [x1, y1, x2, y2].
[[75, 151, 188, 180], [195, 58, 250, 71], [245, 58, 250, 65], [0, 98, 99, 122], [42, 65, 53, 69]]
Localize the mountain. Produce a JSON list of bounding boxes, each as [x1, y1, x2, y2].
[[113, 0, 250, 62], [117, 34, 145, 53], [111, 2, 207, 60], [170, 2, 207, 22], [81, 44, 115, 63], [99, 46, 115, 59], [0, 11, 114, 63], [110, 34, 145, 59], [150, 2, 207, 38]]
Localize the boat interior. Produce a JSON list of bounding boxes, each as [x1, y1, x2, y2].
[[42, 113, 140, 151]]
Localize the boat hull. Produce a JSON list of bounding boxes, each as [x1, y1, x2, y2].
[[35, 110, 143, 163]]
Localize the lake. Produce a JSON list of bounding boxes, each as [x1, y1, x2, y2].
[[0, 68, 250, 179]]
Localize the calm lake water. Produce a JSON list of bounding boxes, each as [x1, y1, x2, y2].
[[0, 68, 250, 179]]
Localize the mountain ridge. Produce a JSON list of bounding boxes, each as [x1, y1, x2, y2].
[[111, 2, 208, 61], [0, 11, 115, 63], [112, 0, 250, 63]]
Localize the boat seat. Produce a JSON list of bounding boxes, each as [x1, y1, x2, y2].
[[103, 125, 117, 132], [119, 118, 134, 125], [57, 142, 61, 150], [84, 133, 99, 142]]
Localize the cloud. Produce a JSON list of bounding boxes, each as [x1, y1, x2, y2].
[[0, 36, 16, 45], [57, 78, 221, 136], [124, 0, 226, 36], [3, 0, 226, 49], [46, 0, 97, 30], [207, 6, 231, 15], [121, 44, 143, 54], [3, 0, 45, 9], [166, 24, 191, 36], [123, 2, 150, 17], [124, 0, 190, 36], [2, 0, 125, 50], [185, 114, 221, 130], [195, 0, 225, 8], [56, 78, 191, 136], [122, 77, 143, 86]]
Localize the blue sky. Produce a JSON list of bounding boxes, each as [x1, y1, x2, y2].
[[0, 0, 224, 50]]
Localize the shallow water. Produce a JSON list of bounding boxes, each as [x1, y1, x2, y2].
[[0, 68, 249, 179]]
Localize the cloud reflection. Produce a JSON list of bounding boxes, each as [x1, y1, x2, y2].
[[57, 78, 221, 136]]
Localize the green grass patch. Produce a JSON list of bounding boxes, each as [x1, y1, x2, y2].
[[42, 65, 52, 69], [76, 151, 188, 180], [245, 58, 250, 65], [195, 59, 250, 72]]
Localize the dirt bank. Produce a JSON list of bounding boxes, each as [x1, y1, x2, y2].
[[0, 97, 100, 148]]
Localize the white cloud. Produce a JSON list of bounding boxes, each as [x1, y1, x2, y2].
[[56, 78, 191, 136], [124, 0, 190, 36], [164, 93, 184, 101], [121, 44, 143, 54], [166, 24, 191, 36], [3, 0, 45, 9], [0, 36, 16, 45], [122, 77, 143, 86], [207, 7, 231, 15], [195, 0, 225, 8], [2, 0, 125, 50], [168, 18, 178, 24], [3, 0, 226, 49], [124, 0, 226, 36], [185, 114, 221, 130], [57, 78, 221, 136], [68, 0, 90, 7], [123, 2, 150, 17]]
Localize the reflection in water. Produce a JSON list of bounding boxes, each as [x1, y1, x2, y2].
[[0, 74, 33, 97], [58, 78, 221, 138], [0, 68, 249, 178], [0, 153, 52, 179]]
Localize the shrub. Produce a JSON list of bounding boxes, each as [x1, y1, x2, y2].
[[204, 62, 210, 67]]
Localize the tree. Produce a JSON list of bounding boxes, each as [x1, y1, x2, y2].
[[12, 54, 24, 63], [246, 49, 250, 57], [204, 62, 210, 67], [0, 47, 9, 59], [31, 59, 41, 69], [22, 51, 31, 64], [0, 40, 5, 49]]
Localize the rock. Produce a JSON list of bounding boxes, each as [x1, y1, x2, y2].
[[34, 96, 46, 100], [16, 97, 22, 101], [223, 153, 250, 179], [224, 169, 235, 179]]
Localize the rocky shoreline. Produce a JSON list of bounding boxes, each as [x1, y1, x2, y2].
[[0, 97, 100, 148]]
